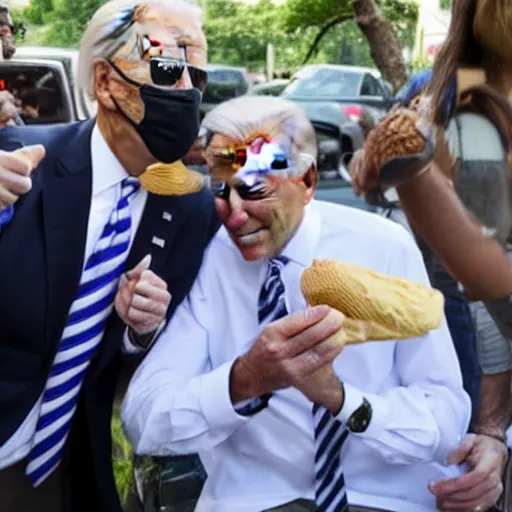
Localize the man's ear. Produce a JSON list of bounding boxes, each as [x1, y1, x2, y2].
[[93, 60, 117, 111], [303, 163, 317, 204]]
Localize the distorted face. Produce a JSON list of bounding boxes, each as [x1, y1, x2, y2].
[[206, 135, 316, 261], [93, 3, 207, 164], [0, 22, 15, 60], [109, 4, 207, 89]]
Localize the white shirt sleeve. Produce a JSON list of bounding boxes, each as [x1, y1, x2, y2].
[[336, 236, 471, 465], [121, 269, 249, 457]]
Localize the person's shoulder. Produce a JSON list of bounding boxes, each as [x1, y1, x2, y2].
[[169, 184, 217, 223], [447, 112, 505, 160], [312, 199, 416, 251]]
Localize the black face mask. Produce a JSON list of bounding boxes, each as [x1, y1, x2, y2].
[[110, 64, 201, 164]]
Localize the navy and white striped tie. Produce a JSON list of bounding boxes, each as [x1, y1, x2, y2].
[[258, 256, 289, 324], [313, 403, 350, 512], [260, 257, 350, 511], [234, 257, 290, 416], [26, 177, 140, 487]]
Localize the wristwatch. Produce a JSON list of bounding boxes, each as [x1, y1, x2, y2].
[[128, 327, 159, 350], [346, 398, 372, 433], [234, 393, 273, 416]]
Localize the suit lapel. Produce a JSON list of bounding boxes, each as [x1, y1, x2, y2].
[[125, 193, 186, 275], [43, 119, 95, 341]]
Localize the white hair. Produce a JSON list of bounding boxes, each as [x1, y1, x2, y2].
[[201, 95, 318, 162], [78, 0, 202, 98]]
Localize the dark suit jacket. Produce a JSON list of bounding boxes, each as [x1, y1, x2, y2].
[[0, 119, 219, 511]]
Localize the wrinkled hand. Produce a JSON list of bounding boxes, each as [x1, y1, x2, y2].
[[0, 144, 45, 210], [230, 306, 346, 409], [429, 433, 508, 511], [115, 254, 171, 335], [0, 91, 19, 128]]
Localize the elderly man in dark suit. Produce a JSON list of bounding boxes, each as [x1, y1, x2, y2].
[[0, 1, 218, 511]]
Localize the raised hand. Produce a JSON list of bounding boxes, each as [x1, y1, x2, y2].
[[0, 90, 19, 128], [0, 144, 45, 210], [115, 254, 171, 335]]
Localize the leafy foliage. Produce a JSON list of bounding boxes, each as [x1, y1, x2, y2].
[[20, 0, 107, 47], [19, 0, 417, 75], [283, 0, 418, 60]]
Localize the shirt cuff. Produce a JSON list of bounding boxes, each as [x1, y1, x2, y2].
[[199, 360, 250, 431], [123, 328, 144, 354], [122, 322, 165, 354], [335, 383, 389, 438]]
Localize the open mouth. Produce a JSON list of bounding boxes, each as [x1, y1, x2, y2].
[[237, 228, 264, 245]]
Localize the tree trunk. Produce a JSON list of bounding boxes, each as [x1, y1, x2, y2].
[[351, 0, 407, 91]]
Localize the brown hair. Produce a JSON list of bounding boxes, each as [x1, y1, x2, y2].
[[427, 0, 512, 158], [427, 0, 482, 126]]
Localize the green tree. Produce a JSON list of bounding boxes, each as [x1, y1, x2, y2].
[[24, 0, 53, 25], [204, 0, 309, 72], [282, 0, 418, 87], [22, 0, 107, 47]]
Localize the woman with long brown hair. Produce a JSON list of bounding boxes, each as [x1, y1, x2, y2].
[[351, 0, 512, 510]]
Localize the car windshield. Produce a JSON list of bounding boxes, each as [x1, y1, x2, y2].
[[0, 64, 70, 124], [283, 68, 362, 98], [202, 68, 249, 104]]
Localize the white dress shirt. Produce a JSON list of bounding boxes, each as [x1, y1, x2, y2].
[[122, 200, 471, 512], [0, 123, 147, 470]]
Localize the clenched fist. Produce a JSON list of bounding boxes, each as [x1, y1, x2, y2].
[[0, 144, 45, 210], [115, 254, 171, 335], [0, 91, 19, 128]]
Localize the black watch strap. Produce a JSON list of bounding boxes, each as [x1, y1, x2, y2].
[[128, 327, 158, 350], [234, 393, 273, 416], [346, 398, 372, 433]]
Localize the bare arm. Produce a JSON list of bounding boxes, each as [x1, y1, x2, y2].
[[396, 163, 512, 300], [475, 372, 511, 439]]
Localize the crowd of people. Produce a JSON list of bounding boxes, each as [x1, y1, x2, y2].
[[0, 1, 511, 512]]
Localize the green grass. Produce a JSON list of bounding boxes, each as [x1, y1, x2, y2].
[[111, 409, 134, 506]]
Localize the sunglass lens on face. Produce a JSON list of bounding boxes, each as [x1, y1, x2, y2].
[[234, 179, 271, 200], [211, 180, 231, 201], [150, 57, 208, 92], [211, 177, 272, 201], [189, 66, 208, 92], [150, 57, 185, 87]]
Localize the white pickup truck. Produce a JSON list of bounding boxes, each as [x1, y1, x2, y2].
[[0, 45, 96, 124]]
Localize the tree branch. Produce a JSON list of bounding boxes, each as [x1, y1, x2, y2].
[[303, 14, 353, 64]]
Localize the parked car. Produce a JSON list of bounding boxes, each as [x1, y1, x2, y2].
[[278, 64, 395, 182], [200, 64, 250, 119], [247, 78, 289, 97], [282, 64, 394, 125], [7, 46, 94, 122]]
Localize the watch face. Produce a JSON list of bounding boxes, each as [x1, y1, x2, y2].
[[347, 398, 372, 433]]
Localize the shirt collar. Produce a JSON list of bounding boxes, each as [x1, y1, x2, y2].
[[280, 203, 321, 268], [90, 123, 129, 196]]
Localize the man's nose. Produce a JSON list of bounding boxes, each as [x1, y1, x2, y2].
[[225, 188, 248, 230]]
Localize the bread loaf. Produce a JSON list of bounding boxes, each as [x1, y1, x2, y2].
[[139, 161, 206, 195], [301, 259, 444, 345]]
